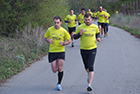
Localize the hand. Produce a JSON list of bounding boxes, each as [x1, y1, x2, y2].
[[97, 38, 101, 42], [49, 39, 53, 43], [80, 29, 84, 35], [75, 21, 77, 24], [69, 20, 72, 23], [60, 41, 64, 46]]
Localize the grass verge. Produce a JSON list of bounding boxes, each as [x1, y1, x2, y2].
[[0, 25, 49, 84], [110, 14, 140, 38]]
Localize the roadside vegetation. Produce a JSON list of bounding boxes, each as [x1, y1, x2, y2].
[[110, 14, 140, 38], [0, 0, 70, 84], [0, 25, 48, 83]]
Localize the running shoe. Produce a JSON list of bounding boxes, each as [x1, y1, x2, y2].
[[71, 43, 74, 47], [87, 85, 92, 91], [101, 35, 103, 40], [57, 84, 62, 91], [106, 32, 108, 36]]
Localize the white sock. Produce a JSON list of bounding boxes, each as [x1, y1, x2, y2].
[[88, 84, 91, 87]]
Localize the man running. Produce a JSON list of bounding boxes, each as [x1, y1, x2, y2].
[[78, 8, 86, 25], [87, 9, 93, 16], [92, 11, 97, 22], [74, 13, 101, 91], [115, 10, 118, 16], [65, 9, 77, 47], [44, 16, 71, 91], [104, 9, 110, 37], [96, 6, 107, 40]]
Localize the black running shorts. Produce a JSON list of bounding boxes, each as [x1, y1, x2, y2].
[[68, 27, 76, 34], [98, 22, 105, 28], [80, 48, 97, 72], [48, 52, 65, 63]]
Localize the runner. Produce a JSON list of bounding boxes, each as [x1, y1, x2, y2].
[[115, 10, 118, 16], [65, 9, 77, 47], [44, 16, 71, 91], [92, 11, 97, 22], [104, 9, 110, 37], [74, 13, 101, 91], [78, 8, 86, 25], [96, 6, 107, 40], [87, 9, 93, 16]]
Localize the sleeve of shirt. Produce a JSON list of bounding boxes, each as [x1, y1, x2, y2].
[[108, 13, 110, 18], [75, 26, 80, 34], [104, 11, 107, 16], [64, 31, 71, 41], [96, 12, 98, 16], [64, 15, 68, 21], [44, 29, 49, 38], [96, 26, 100, 34], [74, 27, 81, 39], [78, 14, 80, 20], [75, 15, 77, 21], [91, 13, 93, 16]]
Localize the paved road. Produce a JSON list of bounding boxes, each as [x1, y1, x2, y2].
[[0, 22, 140, 94]]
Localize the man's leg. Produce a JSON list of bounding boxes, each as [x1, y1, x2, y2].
[[51, 60, 58, 73], [104, 23, 107, 37], [51, 59, 64, 91], [98, 25, 102, 35], [106, 23, 109, 36], [101, 23, 105, 40], [57, 59, 64, 84], [87, 48, 97, 91], [101, 27, 104, 36], [88, 72, 94, 84], [71, 32, 75, 47]]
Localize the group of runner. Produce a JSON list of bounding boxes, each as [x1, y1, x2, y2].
[[44, 6, 110, 92], [87, 6, 111, 40]]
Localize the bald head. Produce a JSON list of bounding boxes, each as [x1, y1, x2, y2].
[[99, 6, 102, 12], [88, 9, 91, 12]]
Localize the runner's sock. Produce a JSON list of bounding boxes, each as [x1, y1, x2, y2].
[[88, 83, 91, 86], [58, 71, 63, 84]]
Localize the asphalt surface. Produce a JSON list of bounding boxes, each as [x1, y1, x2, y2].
[[0, 22, 140, 94]]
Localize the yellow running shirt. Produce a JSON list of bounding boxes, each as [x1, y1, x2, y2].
[[105, 12, 110, 23], [65, 14, 77, 27], [93, 12, 97, 17], [78, 13, 85, 24], [44, 26, 70, 52], [87, 12, 93, 16], [116, 11, 118, 14], [96, 11, 106, 23], [75, 24, 100, 50]]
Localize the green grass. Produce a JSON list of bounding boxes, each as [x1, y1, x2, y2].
[[0, 25, 49, 84], [110, 14, 140, 38]]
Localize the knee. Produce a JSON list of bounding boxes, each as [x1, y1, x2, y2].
[[89, 66, 94, 72], [52, 69, 57, 73], [58, 66, 63, 72]]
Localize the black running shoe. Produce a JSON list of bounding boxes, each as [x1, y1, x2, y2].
[[87, 85, 92, 91], [71, 43, 74, 47]]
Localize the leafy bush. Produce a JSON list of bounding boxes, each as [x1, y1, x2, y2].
[[0, 0, 70, 36]]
